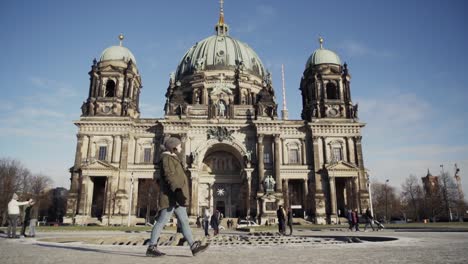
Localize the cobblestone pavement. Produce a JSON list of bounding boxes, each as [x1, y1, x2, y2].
[[1, 229, 467, 264]]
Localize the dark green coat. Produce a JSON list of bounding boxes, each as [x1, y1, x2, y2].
[[158, 152, 190, 210]]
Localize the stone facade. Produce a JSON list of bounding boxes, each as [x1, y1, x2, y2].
[[65, 5, 369, 226]]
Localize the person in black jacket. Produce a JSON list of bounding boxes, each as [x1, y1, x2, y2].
[[21, 201, 37, 237], [210, 210, 220, 236], [286, 207, 293, 235], [364, 207, 375, 231], [277, 205, 286, 235]]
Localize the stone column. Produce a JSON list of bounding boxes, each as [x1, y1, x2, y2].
[[208, 183, 214, 213], [181, 134, 187, 166], [189, 169, 199, 216], [329, 175, 337, 216], [313, 137, 323, 193], [281, 138, 286, 165], [322, 137, 328, 164], [85, 175, 93, 216], [120, 136, 129, 170], [353, 177, 360, 210], [257, 134, 265, 193], [283, 179, 289, 208], [347, 137, 355, 164], [131, 177, 139, 216], [355, 136, 367, 191], [274, 134, 282, 192], [87, 135, 93, 159], [355, 136, 364, 167], [300, 138, 306, 165], [112, 136, 121, 163], [133, 137, 139, 164], [313, 136, 326, 224], [244, 168, 253, 217], [302, 179, 308, 216], [72, 135, 85, 192]]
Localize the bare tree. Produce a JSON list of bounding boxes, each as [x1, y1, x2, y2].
[[0, 158, 31, 225], [371, 181, 401, 222], [439, 171, 458, 221], [401, 174, 424, 221]]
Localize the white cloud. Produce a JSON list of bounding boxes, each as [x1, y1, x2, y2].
[[357, 91, 468, 197], [339, 40, 394, 58]]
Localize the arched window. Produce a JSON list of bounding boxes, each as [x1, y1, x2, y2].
[[105, 80, 116, 97], [287, 143, 301, 164], [326, 82, 339, 100], [328, 140, 344, 163]]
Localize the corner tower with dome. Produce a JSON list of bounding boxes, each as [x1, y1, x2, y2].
[[65, 2, 369, 226]]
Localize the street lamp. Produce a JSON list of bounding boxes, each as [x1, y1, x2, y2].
[[127, 172, 134, 227], [385, 179, 389, 223]]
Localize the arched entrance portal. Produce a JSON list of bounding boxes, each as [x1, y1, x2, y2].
[[198, 143, 247, 218]]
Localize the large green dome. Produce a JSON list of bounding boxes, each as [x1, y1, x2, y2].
[[175, 34, 266, 79]]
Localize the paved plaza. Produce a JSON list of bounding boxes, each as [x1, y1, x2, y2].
[[1, 229, 468, 264]]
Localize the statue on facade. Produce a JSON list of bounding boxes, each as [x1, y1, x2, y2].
[[264, 175, 276, 193], [194, 57, 205, 71], [244, 150, 253, 167], [352, 103, 359, 119], [194, 90, 200, 104], [169, 72, 175, 85], [218, 101, 226, 117], [81, 101, 88, 116]]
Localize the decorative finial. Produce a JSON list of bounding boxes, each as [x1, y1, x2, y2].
[[219, 0, 225, 25], [215, 0, 229, 35], [119, 33, 124, 46], [319, 36, 324, 49]]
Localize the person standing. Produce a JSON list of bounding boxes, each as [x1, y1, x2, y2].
[[21, 200, 37, 237], [364, 207, 375, 232], [276, 205, 286, 235], [146, 137, 209, 257], [347, 209, 353, 231], [210, 210, 220, 236], [7, 193, 32, 238], [352, 208, 360, 232], [287, 207, 293, 235], [203, 208, 210, 237]]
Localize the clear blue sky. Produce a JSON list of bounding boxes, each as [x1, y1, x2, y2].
[[1, 0, 467, 195]]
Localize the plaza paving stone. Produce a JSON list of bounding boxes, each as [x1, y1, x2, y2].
[[1, 229, 467, 264]]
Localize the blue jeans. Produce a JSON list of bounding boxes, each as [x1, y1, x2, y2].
[[149, 206, 194, 246]]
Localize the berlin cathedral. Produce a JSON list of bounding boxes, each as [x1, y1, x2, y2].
[[65, 2, 370, 225]]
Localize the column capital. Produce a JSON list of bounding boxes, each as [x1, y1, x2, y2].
[[257, 134, 264, 142], [77, 134, 85, 142], [121, 135, 130, 142], [312, 136, 320, 143], [355, 136, 362, 143], [274, 134, 281, 142]]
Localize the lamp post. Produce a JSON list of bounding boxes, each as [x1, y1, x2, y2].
[[127, 172, 134, 227], [385, 179, 389, 223]]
